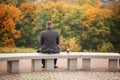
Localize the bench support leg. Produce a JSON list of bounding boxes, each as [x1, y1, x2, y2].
[[7, 60, 19, 73], [32, 59, 42, 72], [68, 58, 77, 70], [109, 59, 118, 71], [82, 58, 91, 71], [46, 59, 54, 71]]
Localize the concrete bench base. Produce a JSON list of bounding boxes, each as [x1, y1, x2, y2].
[[109, 59, 118, 71], [32, 59, 42, 72], [82, 59, 91, 71], [45, 59, 54, 71], [7, 60, 19, 73], [68, 58, 77, 70]]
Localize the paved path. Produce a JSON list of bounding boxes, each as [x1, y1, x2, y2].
[[0, 71, 120, 80], [0, 59, 120, 80]]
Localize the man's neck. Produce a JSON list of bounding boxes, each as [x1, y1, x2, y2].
[[47, 28, 52, 29]]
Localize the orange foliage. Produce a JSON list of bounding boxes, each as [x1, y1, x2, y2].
[[0, 4, 21, 47], [19, 2, 36, 17], [82, 4, 112, 28], [19, 2, 36, 26]]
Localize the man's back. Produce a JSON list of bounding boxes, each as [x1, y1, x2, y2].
[[40, 28, 59, 53]]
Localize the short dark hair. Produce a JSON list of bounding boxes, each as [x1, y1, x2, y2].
[[46, 21, 52, 26]]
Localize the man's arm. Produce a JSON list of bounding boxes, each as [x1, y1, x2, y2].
[[37, 32, 44, 53], [40, 32, 44, 46], [56, 33, 60, 45]]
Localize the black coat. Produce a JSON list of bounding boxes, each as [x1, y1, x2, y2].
[[39, 28, 60, 53]]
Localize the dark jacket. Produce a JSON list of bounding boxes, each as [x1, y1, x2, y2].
[[40, 28, 60, 53]]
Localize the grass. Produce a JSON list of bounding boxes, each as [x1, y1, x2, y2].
[[0, 47, 37, 53]]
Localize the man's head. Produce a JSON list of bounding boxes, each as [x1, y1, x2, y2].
[[46, 21, 53, 29]]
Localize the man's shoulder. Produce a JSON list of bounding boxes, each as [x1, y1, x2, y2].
[[50, 29, 58, 33], [41, 30, 47, 34], [41, 29, 58, 34]]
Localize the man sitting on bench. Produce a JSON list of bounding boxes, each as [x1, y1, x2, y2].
[[38, 21, 60, 68]]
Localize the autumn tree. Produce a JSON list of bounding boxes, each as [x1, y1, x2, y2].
[[0, 4, 21, 47], [108, 2, 120, 52], [16, 2, 42, 48], [0, 0, 17, 6], [33, 1, 114, 52], [0, 0, 31, 7], [79, 3, 113, 51], [9, 1, 116, 52]]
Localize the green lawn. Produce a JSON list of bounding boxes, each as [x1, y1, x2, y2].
[[0, 47, 36, 53]]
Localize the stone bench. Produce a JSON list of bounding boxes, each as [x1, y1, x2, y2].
[[0, 52, 120, 73]]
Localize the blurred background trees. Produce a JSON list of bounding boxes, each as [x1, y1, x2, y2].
[[0, 4, 21, 47], [0, 0, 120, 52]]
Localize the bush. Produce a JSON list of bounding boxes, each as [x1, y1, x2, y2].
[[97, 42, 114, 52], [0, 47, 36, 53]]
